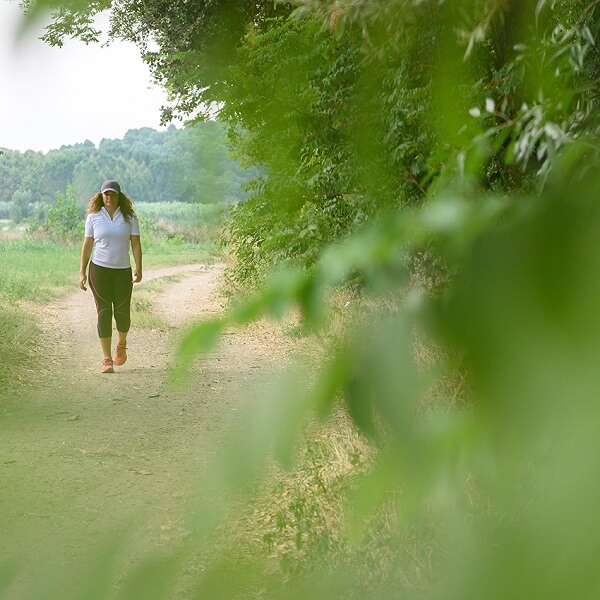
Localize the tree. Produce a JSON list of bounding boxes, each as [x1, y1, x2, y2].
[[42, 184, 82, 242], [10, 189, 33, 223], [38, 1, 292, 120]]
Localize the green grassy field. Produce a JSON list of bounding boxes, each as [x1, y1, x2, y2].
[[0, 239, 79, 302], [0, 238, 217, 301], [135, 201, 226, 226]]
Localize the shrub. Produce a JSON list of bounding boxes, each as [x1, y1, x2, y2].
[[29, 185, 82, 244]]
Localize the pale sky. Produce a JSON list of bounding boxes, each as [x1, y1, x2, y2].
[[0, 2, 171, 153]]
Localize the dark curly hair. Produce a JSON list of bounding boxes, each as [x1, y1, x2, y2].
[[87, 190, 136, 223]]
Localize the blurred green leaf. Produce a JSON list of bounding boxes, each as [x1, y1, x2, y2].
[[173, 318, 227, 381]]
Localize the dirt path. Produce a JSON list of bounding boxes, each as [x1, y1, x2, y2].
[[0, 263, 292, 598]]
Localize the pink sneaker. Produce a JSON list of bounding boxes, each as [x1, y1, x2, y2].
[[113, 344, 127, 366], [102, 358, 114, 374]]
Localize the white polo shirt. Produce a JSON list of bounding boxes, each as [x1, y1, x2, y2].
[[84, 207, 140, 269]]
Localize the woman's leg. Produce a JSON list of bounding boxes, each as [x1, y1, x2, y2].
[[112, 267, 133, 335], [89, 263, 114, 359], [99, 336, 112, 360], [112, 268, 133, 365]]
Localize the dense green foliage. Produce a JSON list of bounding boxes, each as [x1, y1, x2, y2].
[[8, 0, 600, 597], [0, 120, 252, 218], [33, 185, 82, 242], [35, 0, 598, 284], [218, 1, 599, 284]]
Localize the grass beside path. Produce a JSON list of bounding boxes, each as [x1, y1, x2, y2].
[[0, 239, 80, 303]]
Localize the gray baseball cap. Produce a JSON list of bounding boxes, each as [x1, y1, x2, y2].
[[101, 180, 121, 194]]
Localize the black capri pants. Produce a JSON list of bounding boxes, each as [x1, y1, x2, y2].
[[89, 262, 133, 338]]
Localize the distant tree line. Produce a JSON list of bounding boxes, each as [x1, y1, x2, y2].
[[0, 120, 253, 222]]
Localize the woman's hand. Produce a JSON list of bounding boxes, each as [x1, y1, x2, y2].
[[131, 236, 142, 284], [80, 238, 93, 291]]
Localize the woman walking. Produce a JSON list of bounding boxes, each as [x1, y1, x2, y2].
[[79, 180, 143, 373]]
